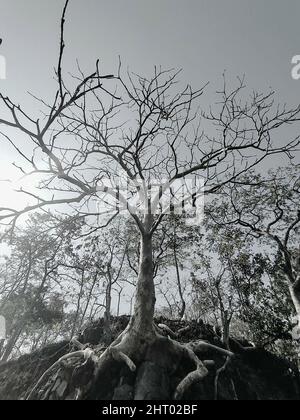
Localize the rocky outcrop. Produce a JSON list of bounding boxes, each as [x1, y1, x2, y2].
[[0, 317, 299, 400]]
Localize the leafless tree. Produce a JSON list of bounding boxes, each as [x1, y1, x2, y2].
[[1, 1, 300, 400]]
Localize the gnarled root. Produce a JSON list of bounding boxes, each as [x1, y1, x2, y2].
[[188, 339, 236, 401], [26, 344, 99, 400], [173, 339, 235, 400], [110, 348, 136, 372], [174, 344, 209, 400], [190, 340, 235, 358], [157, 323, 178, 338], [157, 323, 191, 339], [214, 352, 236, 401], [26, 324, 238, 401]]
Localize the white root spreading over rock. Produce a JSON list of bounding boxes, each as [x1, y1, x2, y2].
[[190, 341, 235, 358], [214, 353, 236, 400], [26, 323, 235, 400], [173, 343, 209, 400], [158, 324, 192, 338], [26, 349, 94, 400], [110, 348, 136, 372]]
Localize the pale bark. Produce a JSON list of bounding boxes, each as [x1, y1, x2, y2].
[[173, 241, 186, 320], [128, 215, 156, 336], [221, 311, 231, 350], [290, 282, 300, 326], [1, 320, 25, 362], [103, 277, 112, 343]]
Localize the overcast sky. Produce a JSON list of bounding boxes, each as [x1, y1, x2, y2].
[[1, 0, 300, 99], [0, 0, 300, 209]]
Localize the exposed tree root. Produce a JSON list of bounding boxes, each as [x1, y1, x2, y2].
[[178, 326, 192, 335], [25, 323, 237, 401], [230, 378, 239, 401], [157, 323, 178, 338], [190, 340, 234, 358], [214, 352, 236, 401], [203, 360, 216, 369], [157, 323, 191, 338], [172, 339, 234, 400], [26, 346, 98, 400], [110, 348, 136, 372], [173, 342, 209, 400]]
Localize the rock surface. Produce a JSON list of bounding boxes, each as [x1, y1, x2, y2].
[[0, 316, 299, 400]]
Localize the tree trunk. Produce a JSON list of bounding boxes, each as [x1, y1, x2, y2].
[[174, 241, 186, 320], [116, 289, 122, 317], [129, 233, 155, 333], [0, 340, 5, 358], [221, 310, 231, 350], [290, 281, 300, 327], [1, 321, 25, 362], [103, 278, 112, 344], [289, 281, 300, 370], [70, 271, 85, 338], [127, 214, 156, 338]]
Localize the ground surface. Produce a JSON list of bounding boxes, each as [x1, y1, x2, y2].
[[0, 316, 299, 400]]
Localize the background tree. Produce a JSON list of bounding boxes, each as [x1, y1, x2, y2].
[[189, 217, 297, 357], [217, 167, 300, 329], [0, 213, 79, 361]]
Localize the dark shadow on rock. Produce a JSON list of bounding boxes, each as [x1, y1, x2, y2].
[[0, 317, 299, 400]]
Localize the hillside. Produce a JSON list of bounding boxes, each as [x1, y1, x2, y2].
[[0, 317, 299, 401]]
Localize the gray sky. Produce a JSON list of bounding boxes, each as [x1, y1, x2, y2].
[[1, 0, 300, 100], [0, 0, 300, 208]]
